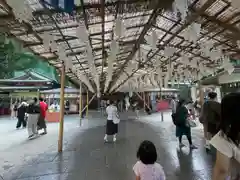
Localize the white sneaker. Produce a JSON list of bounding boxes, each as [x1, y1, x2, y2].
[[104, 137, 108, 142], [113, 137, 116, 142]]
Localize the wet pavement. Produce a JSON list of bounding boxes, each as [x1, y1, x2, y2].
[[0, 111, 214, 180]]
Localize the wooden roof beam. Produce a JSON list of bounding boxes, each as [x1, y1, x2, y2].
[[107, 0, 165, 93], [110, 0, 217, 93], [32, 0, 151, 16], [100, 0, 105, 91], [39, 3, 94, 90], [201, 13, 240, 40], [66, 40, 136, 56]]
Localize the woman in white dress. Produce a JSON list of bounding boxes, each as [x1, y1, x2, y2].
[[211, 93, 240, 180], [104, 100, 120, 142]]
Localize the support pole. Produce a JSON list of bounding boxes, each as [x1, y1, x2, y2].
[[199, 85, 204, 106], [79, 82, 82, 126], [159, 87, 164, 121], [143, 91, 146, 112], [135, 92, 151, 110], [81, 94, 96, 113], [10, 96, 13, 118], [58, 64, 65, 152], [48, 96, 50, 107], [147, 92, 150, 107], [86, 90, 89, 119], [216, 86, 221, 103]]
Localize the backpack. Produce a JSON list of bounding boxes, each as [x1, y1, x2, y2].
[[14, 104, 18, 111], [172, 107, 185, 126], [27, 103, 40, 114], [204, 101, 221, 124]]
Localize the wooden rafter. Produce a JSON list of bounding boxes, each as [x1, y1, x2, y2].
[[107, 0, 166, 92], [100, 0, 105, 91], [2, 0, 240, 92], [39, 3, 94, 89], [110, 0, 217, 93], [32, 0, 152, 16]]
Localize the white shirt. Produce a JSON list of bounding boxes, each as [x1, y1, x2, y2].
[[106, 105, 119, 123], [211, 131, 240, 178], [171, 100, 177, 113], [133, 161, 166, 180], [211, 131, 240, 162], [125, 96, 130, 106]]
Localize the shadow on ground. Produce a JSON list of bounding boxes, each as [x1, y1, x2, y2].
[[3, 113, 214, 180]]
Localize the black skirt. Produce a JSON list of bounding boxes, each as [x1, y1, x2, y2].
[[106, 120, 118, 135]]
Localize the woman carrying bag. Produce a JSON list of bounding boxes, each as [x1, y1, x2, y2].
[[174, 99, 197, 149], [104, 100, 120, 142]]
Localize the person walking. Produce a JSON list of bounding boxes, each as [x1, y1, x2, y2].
[[38, 97, 48, 135], [27, 97, 40, 139], [65, 100, 70, 115], [16, 102, 27, 129], [133, 101, 140, 119], [100, 99, 106, 115], [12, 100, 19, 119], [200, 92, 221, 151], [125, 96, 130, 111], [211, 93, 240, 180], [171, 96, 177, 114], [104, 100, 120, 142], [175, 99, 197, 149]]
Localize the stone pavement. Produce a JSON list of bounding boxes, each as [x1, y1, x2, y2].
[[0, 111, 214, 180]]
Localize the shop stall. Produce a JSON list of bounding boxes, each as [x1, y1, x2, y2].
[[0, 70, 60, 116], [40, 87, 84, 122]]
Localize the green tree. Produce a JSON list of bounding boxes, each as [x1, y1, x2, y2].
[[0, 34, 37, 79]]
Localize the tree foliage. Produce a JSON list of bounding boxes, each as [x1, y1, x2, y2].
[[0, 34, 38, 79], [0, 34, 75, 87]]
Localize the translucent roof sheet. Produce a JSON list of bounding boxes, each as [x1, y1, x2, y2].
[[1, 0, 240, 92]]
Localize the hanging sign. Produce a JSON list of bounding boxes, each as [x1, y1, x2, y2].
[[40, 0, 80, 14]]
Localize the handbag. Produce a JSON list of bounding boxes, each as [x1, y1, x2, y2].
[[113, 111, 120, 124], [187, 118, 197, 128]]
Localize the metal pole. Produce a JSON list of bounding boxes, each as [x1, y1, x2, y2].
[[159, 86, 164, 121], [58, 64, 65, 152], [81, 94, 96, 113], [48, 96, 50, 106], [199, 85, 204, 106], [143, 91, 146, 112], [135, 92, 151, 110], [10, 96, 13, 118], [86, 90, 89, 119], [79, 82, 82, 126]]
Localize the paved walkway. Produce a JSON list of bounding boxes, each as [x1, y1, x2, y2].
[[0, 111, 214, 180]]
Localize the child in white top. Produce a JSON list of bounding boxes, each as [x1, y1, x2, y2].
[[133, 140, 166, 180]]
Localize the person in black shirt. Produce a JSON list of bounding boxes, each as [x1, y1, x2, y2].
[[27, 97, 40, 139], [16, 102, 27, 129]]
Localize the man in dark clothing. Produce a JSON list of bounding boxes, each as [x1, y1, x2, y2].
[[200, 92, 221, 151], [16, 102, 27, 129], [27, 97, 40, 139]]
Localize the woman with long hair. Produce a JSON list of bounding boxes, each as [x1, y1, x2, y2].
[[211, 93, 240, 180], [175, 99, 197, 149]]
